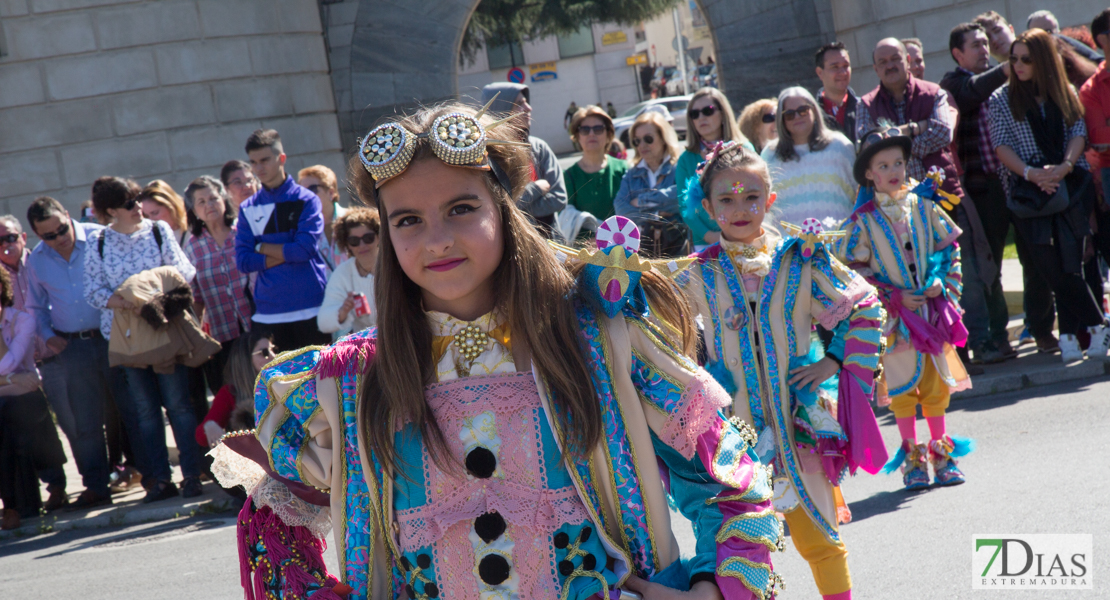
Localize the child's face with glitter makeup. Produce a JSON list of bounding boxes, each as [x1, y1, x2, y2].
[[701, 167, 774, 244]]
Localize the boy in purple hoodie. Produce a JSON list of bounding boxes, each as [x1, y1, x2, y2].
[[235, 129, 330, 352]]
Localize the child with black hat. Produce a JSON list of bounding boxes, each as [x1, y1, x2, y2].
[[837, 123, 975, 492]]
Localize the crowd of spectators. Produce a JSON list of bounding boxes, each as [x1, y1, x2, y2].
[[4, 6, 1110, 532]]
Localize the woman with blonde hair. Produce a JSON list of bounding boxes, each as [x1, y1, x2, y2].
[[564, 105, 628, 222], [738, 98, 779, 153], [139, 180, 191, 247], [989, 28, 1109, 362], [676, 87, 753, 247], [614, 109, 689, 256]]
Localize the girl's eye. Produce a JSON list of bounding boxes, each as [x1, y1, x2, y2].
[[745, 194, 760, 202], [718, 196, 732, 204], [449, 203, 478, 216], [395, 216, 420, 227]]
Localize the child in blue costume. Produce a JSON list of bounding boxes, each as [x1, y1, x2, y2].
[[682, 142, 888, 600], [212, 102, 784, 600]]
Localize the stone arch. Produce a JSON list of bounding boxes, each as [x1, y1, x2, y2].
[[332, 0, 833, 150]]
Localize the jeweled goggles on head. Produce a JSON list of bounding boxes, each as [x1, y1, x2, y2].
[[860, 128, 903, 153], [357, 94, 529, 190]]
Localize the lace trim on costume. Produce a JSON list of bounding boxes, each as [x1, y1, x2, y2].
[[210, 443, 332, 538], [816, 276, 874, 330], [720, 236, 772, 278], [394, 482, 588, 552], [658, 369, 732, 460]]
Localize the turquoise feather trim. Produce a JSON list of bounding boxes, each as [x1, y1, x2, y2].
[[949, 436, 976, 458], [881, 444, 907, 474]]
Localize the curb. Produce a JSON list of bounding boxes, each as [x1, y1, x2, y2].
[[951, 358, 1110, 401], [0, 496, 238, 541]]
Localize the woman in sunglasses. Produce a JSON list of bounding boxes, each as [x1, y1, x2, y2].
[[317, 207, 379, 336], [182, 176, 252, 391], [564, 105, 628, 225], [761, 87, 857, 229], [677, 87, 752, 249], [988, 28, 1109, 363], [84, 176, 203, 503], [738, 98, 779, 154], [613, 110, 689, 257], [298, 165, 349, 275]]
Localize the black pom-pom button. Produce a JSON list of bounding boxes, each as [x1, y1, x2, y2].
[[417, 554, 432, 569], [474, 511, 506, 543], [579, 527, 592, 543], [465, 447, 497, 479], [582, 554, 597, 571], [400, 556, 412, 570], [553, 532, 569, 549], [425, 582, 440, 598], [405, 584, 416, 598], [558, 559, 575, 576], [478, 554, 511, 585], [908, 263, 917, 272]]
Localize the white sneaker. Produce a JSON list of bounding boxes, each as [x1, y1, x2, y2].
[[1059, 334, 1084, 364], [1087, 325, 1110, 359]]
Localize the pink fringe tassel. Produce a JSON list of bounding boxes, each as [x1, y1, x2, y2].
[[237, 498, 347, 600], [314, 336, 375, 380]]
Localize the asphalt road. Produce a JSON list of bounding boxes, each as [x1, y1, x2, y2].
[[1, 378, 1106, 599]]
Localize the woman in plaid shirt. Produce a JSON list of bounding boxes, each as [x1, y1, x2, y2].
[[183, 176, 252, 389]]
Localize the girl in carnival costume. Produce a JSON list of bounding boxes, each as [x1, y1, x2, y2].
[[211, 101, 784, 600], [682, 142, 887, 600], [837, 125, 975, 493]]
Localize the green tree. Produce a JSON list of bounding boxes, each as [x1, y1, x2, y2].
[[462, 0, 680, 64]]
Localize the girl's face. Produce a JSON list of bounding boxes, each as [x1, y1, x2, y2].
[[192, 187, 226, 228], [702, 167, 774, 244], [577, 116, 610, 152], [690, 95, 723, 143], [141, 199, 172, 227], [251, 338, 276, 372], [1010, 42, 1034, 82], [865, 146, 908, 195], [782, 96, 815, 142], [632, 123, 664, 165], [379, 158, 504, 320]]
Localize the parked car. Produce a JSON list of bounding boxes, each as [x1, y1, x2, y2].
[[612, 96, 691, 147], [651, 66, 679, 98], [690, 64, 717, 91]]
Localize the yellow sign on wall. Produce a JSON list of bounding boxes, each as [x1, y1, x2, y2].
[[529, 61, 557, 82], [626, 54, 647, 66], [602, 31, 628, 46]]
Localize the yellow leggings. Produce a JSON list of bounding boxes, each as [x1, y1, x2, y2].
[[888, 359, 951, 419], [784, 507, 851, 595]]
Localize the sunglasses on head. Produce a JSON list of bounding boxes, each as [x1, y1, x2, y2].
[[0, 234, 19, 245], [862, 127, 903, 149], [761, 112, 776, 124], [782, 105, 813, 121], [688, 105, 718, 118], [1009, 54, 1033, 65], [577, 124, 607, 136], [631, 134, 655, 147], [347, 232, 377, 247], [40, 221, 70, 242]]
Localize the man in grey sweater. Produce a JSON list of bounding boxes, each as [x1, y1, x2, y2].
[[481, 82, 567, 238]]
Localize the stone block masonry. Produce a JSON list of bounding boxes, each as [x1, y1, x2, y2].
[[0, 0, 344, 228]]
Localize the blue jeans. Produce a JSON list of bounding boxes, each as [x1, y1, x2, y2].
[[40, 336, 112, 495], [116, 364, 202, 482]]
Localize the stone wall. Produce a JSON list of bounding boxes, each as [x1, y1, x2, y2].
[[0, 0, 345, 226], [832, 0, 1108, 95]]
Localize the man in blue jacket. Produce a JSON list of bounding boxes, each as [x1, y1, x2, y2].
[[235, 129, 330, 352]]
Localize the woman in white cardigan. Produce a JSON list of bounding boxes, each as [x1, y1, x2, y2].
[[317, 207, 379, 336]]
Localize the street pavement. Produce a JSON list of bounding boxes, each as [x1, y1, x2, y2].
[[1, 378, 1106, 599]]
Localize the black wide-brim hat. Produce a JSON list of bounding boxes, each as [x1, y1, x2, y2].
[[853, 128, 913, 187]]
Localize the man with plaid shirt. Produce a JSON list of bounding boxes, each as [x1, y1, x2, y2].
[[941, 22, 1036, 361], [859, 37, 1005, 366]]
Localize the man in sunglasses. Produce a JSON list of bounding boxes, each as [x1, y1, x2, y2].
[[25, 197, 113, 510], [815, 41, 860, 146], [859, 38, 1006, 368]]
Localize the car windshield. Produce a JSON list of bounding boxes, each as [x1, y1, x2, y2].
[[620, 102, 651, 118], [698, 65, 714, 75]]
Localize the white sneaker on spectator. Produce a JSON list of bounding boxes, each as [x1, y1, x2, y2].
[[1087, 325, 1110, 359], [1059, 334, 1084, 364]]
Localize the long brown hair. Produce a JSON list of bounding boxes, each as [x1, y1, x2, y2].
[[350, 103, 700, 474], [1007, 29, 1084, 126]]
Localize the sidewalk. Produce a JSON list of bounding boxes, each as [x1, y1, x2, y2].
[[0, 432, 239, 541]]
